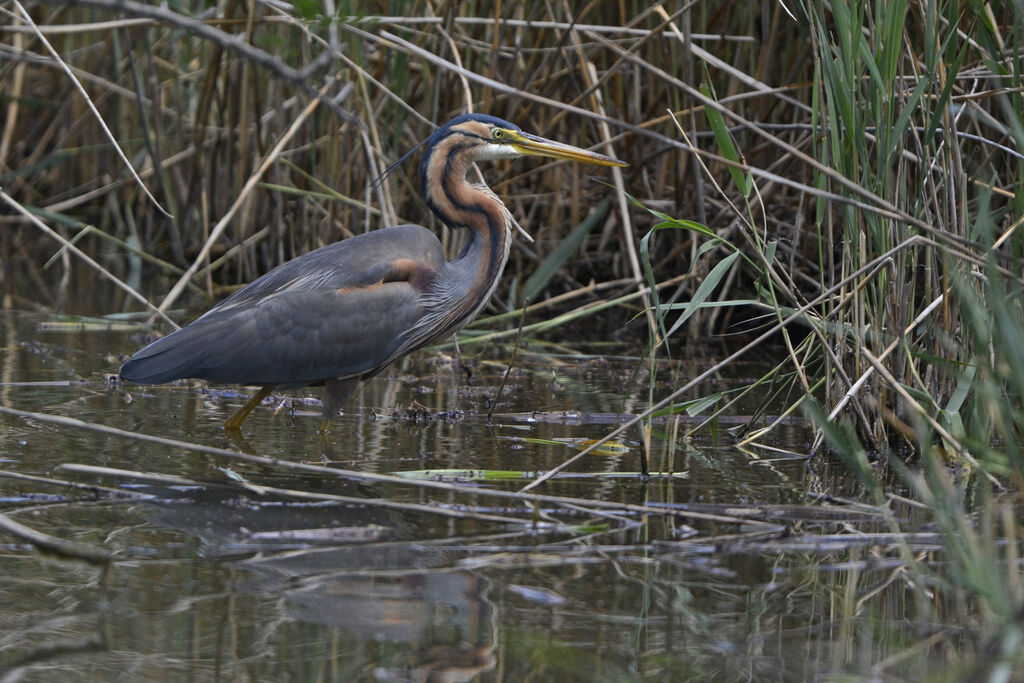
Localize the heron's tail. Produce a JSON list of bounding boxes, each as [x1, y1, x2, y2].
[[119, 330, 201, 384]]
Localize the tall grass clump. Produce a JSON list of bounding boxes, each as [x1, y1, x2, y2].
[[796, 0, 1024, 474], [794, 1, 1022, 674], [649, 0, 1021, 452], [617, 2, 1024, 672], [807, 0, 975, 451]]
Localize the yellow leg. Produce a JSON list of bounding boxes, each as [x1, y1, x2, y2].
[[224, 385, 273, 431]]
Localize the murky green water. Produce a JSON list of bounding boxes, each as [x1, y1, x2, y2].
[[0, 311, 952, 681]]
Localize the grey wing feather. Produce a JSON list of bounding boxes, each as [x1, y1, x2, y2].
[[201, 225, 440, 316], [120, 225, 446, 386]]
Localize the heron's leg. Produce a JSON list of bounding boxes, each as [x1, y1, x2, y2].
[[319, 377, 358, 433], [224, 385, 274, 431]]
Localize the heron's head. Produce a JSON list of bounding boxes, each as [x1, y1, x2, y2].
[[422, 113, 628, 169], [410, 113, 626, 231]]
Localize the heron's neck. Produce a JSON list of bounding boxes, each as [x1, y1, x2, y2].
[[422, 151, 512, 325], [442, 183, 512, 326]]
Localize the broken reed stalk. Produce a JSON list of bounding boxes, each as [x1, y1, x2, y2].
[[0, 511, 112, 565]]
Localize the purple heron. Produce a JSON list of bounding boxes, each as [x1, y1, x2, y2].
[[120, 114, 626, 430]]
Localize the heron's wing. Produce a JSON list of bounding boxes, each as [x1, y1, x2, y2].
[[120, 225, 446, 386], [200, 225, 442, 317]]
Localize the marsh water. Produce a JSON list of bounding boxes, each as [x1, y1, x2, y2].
[[0, 311, 946, 681]]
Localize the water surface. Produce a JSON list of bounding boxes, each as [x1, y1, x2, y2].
[[0, 311, 942, 681]]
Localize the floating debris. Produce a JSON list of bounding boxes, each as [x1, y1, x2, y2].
[[507, 584, 567, 605]]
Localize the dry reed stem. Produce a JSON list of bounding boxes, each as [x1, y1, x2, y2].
[[0, 17, 25, 171], [566, 27, 650, 335], [0, 468, 151, 499]]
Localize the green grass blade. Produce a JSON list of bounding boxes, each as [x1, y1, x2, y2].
[[664, 251, 740, 339], [699, 83, 750, 196]]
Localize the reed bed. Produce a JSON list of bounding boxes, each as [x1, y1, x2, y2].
[[2, 0, 1024, 676]]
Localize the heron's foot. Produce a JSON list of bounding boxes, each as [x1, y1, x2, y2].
[[224, 386, 274, 432]]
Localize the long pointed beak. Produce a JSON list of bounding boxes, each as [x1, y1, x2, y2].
[[511, 131, 628, 167]]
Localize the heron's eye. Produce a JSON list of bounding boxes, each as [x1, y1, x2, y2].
[[492, 129, 505, 140]]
